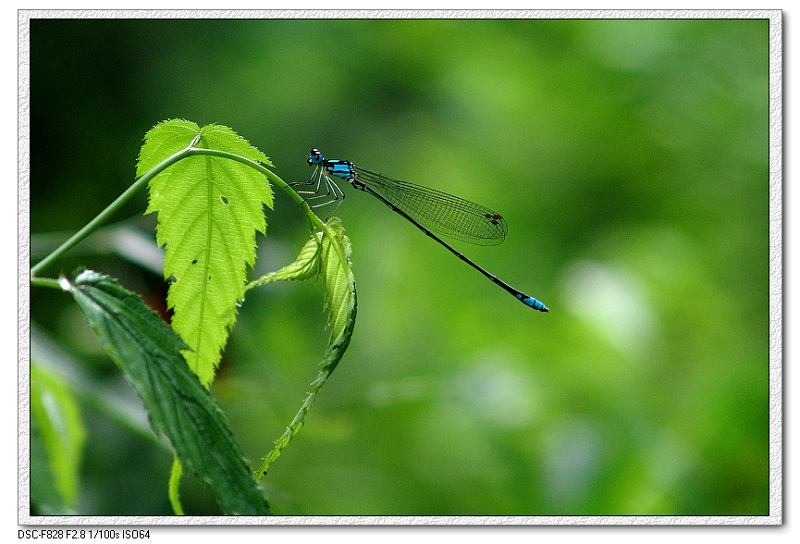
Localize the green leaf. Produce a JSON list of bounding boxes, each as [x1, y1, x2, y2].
[[319, 219, 357, 358], [139, 119, 274, 387], [256, 219, 357, 477], [62, 269, 270, 515], [246, 233, 322, 290], [30, 362, 86, 512]]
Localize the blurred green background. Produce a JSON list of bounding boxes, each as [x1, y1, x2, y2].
[[29, 17, 769, 516]]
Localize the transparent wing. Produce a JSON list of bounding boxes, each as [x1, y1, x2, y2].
[[354, 167, 507, 246]]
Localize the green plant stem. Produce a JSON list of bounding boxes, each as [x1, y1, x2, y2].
[[168, 456, 184, 515], [30, 144, 326, 278], [183, 147, 327, 233], [180, 148, 347, 275], [30, 146, 192, 277], [30, 277, 63, 290]]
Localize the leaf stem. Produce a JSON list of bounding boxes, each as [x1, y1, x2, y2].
[[30, 277, 63, 290], [30, 143, 326, 278], [182, 147, 327, 232], [181, 147, 352, 268], [30, 145, 193, 277]]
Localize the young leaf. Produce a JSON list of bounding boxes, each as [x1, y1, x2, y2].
[[30, 362, 86, 513], [62, 269, 270, 515], [246, 233, 322, 290], [319, 219, 357, 361], [139, 119, 274, 387], [256, 219, 357, 477]]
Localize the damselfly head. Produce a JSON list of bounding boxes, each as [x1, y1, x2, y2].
[[308, 148, 324, 165]]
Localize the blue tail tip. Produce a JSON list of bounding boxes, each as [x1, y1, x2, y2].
[[516, 294, 549, 313]]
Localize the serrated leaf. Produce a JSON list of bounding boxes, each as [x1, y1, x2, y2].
[[138, 119, 274, 387], [30, 362, 86, 512], [62, 269, 270, 515], [257, 219, 357, 477], [319, 219, 357, 357]]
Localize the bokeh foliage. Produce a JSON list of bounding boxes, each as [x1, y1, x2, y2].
[[29, 17, 770, 515]]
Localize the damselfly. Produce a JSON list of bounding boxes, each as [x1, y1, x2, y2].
[[292, 149, 548, 312]]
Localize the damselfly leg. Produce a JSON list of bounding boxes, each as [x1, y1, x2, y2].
[[290, 164, 346, 220]]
